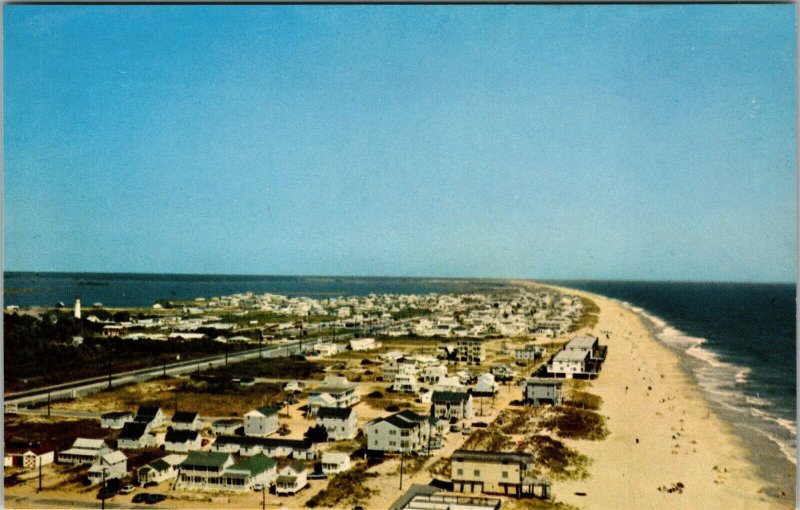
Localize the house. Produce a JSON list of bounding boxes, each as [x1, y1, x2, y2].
[[101, 411, 134, 430], [451, 450, 537, 498], [171, 411, 203, 431], [284, 381, 305, 393], [564, 335, 607, 372], [222, 454, 278, 491], [102, 324, 127, 337], [244, 406, 279, 437], [313, 343, 338, 357], [307, 378, 359, 416], [316, 407, 358, 441], [431, 391, 473, 421], [421, 364, 448, 384], [366, 410, 433, 454], [117, 422, 158, 450], [58, 438, 111, 465], [212, 418, 242, 436], [320, 452, 351, 475], [474, 373, 497, 396], [211, 436, 317, 460], [515, 344, 545, 362], [177, 451, 235, 490], [87, 450, 128, 485], [4, 448, 55, 469], [434, 375, 466, 393], [349, 337, 379, 351], [524, 379, 563, 406], [392, 372, 419, 393], [136, 454, 186, 486], [164, 430, 202, 452], [456, 338, 485, 365], [134, 406, 165, 431], [390, 484, 501, 510], [275, 460, 308, 495], [548, 349, 590, 379]]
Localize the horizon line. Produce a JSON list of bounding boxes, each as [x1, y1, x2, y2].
[[3, 269, 796, 286]]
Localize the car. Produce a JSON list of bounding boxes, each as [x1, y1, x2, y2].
[[96, 488, 115, 500], [119, 485, 136, 495], [308, 472, 328, 480], [132, 493, 150, 503], [462, 427, 473, 435], [253, 483, 265, 492], [278, 428, 291, 436], [472, 421, 488, 428], [449, 424, 460, 433], [429, 440, 444, 450], [145, 494, 167, 505], [144, 481, 158, 488]]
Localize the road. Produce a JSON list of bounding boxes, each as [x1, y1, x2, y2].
[[4, 337, 328, 409]]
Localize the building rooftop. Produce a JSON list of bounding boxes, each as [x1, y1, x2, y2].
[[171, 411, 199, 423], [165, 429, 200, 443], [566, 336, 599, 349], [552, 349, 590, 362], [452, 449, 534, 464], [227, 453, 276, 476], [181, 451, 231, 469], [118, 422, 149, 440], [431, 391, 471, 404], [316, 407, 355, 420]]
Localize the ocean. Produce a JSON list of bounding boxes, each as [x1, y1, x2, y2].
[[2, 272, 512, 308], [547, 280, 797, 490]]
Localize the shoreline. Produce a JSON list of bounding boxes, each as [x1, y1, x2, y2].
[[524, 280, 792, 509]]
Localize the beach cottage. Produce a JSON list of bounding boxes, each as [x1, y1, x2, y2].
[[244, 406, 279, 437], [275, 460, 308, 495], [316, 407, 358, 441]]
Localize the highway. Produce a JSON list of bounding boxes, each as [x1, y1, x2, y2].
[[4, 337, 328, 409]]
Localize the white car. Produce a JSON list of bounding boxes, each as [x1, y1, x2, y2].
[[253, 483, 265, 492], [119, 485, 135, 495]]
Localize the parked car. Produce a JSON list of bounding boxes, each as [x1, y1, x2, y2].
[[132, 493, 150, 504], [308, 472, 328, 480], [96, 488, 115, 500], [278, 427, 291, 436], [462, 426, 473, 435], [472, 421, 488, 428], [449, 424, 460, 433], [144, 481, 158, 488], [253, 483, 265, 492], [119, 484, 136, 495], [145, 494, 167, 505], [429, 440, 444, 450]]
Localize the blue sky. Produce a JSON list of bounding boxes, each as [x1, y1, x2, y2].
[[4, 5, 797, 281]]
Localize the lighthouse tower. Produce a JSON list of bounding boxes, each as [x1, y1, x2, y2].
[[74, 296, 81, 319]]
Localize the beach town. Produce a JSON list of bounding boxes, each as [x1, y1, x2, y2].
[[3, 282, 789, 510]]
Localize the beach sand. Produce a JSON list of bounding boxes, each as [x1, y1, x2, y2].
[[535, 284, 790, 510]]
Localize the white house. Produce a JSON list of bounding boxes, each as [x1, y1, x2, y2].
[[4, 448, 55, 469], [177, 451, 234, 491], [87, 450, 127, 484], [171, 411, 202, 431], [431, 391, 473, 421], [392, 372, 419, 393], [136, 454, 186, 486], [164, 430, 202, 453], [366, 411, 433, 454], [117, 422, 158, 450], [134, 406, 165, 431], [100, 412, 134, 430], [350, 337, 380, 351], [307, 378, 359, 416], [548, 349, 590, 378], [421, 364, 448, 384], [244, 406, 279, 437], [276, 460, 308, 495], [316, 407, 358, 441], [212, 419, 242, 436], [320, 452, 351, 475], [474, 373, 497, 395], [313, 343, 338, 357], [58, 438, 111, 465], [221, 454, 278, 491], [433, 375, 466, 393]]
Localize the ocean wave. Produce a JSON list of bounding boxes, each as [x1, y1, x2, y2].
[[621, 300, 797, 466]]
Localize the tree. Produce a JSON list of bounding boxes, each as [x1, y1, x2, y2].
[[304, 425, 328, 443]]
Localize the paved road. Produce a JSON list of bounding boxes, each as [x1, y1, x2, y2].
[[4, 338, 327, 409], [5, 494, 135, 509]]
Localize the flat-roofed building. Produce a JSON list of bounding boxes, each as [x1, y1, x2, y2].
[[523, 378, 563, 406], [451, 450, 536, 498]]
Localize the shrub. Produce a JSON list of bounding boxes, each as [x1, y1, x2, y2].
[[541, 407, 608, 440]]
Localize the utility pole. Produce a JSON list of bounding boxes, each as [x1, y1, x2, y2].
[[262, 484, 266, 510], [399, 451, 405, 490], [38, 456, 42, 492], [47, 391, 51, 418], [101, 467, 106, 510]]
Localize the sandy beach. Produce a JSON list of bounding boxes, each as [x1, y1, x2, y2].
[[536, 284, 790, 509]]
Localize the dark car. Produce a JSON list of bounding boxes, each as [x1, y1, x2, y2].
[[308, 472, 328, 480], [472, 421, 488, 428], [132, 493, 150, 503], [145, 494, 167, 505], [96, 488, 116, 500], [144, 481, 158, 488]]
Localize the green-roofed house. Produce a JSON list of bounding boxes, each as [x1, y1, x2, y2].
[[244, 406, 279, 437], [177, 451, 278, 492], [177, 451, 234, 490], [137, 454, 186, 486], [223, 454, 278, 491]]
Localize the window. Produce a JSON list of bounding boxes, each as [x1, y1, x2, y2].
[[474, 469, 480, 476], [457, 468, 463, 475], [502, 471, 508, 479], [401, 430, 410, 437]]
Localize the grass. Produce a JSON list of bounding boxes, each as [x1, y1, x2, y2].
[[428, 457, 451, 478], [5, 416, 107, 451], [461, 429, 515, 451], [198, 356, 325, 380], [564, 390, 603, 411], [522, 435, 591, 481], [541, 406, 609, 440], [304, 463, 376, 508], [494, 408, 541, 435], [504, 499, 581, 510], [570, 297, 599, 332]]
